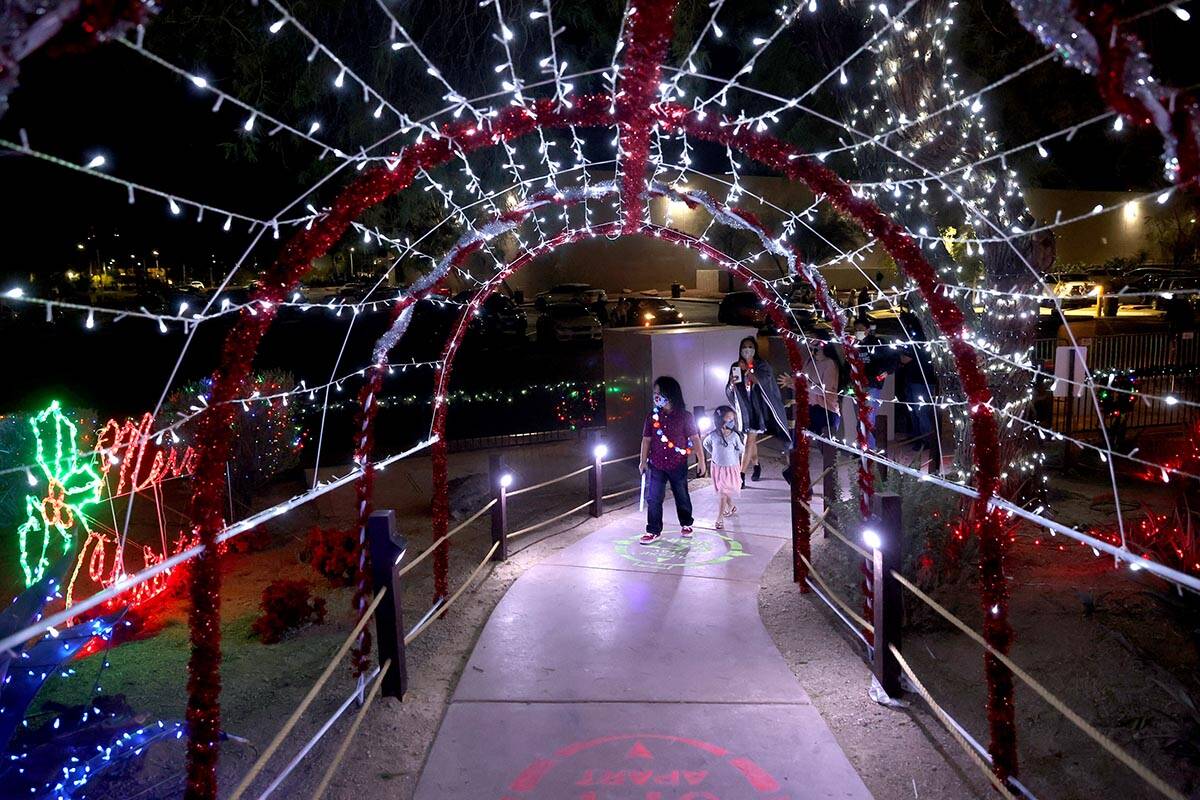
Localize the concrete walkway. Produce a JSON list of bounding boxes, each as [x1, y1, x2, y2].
[[413, 476, 873, 799]]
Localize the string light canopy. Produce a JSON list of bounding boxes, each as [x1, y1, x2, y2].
[[1, 1, 1197, 798]]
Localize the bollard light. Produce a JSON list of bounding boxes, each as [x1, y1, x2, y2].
[[697, 416, 713, 433], [862, 528, 882, 551], [593, 443, 609, 459], [500, 473, 514, 489]]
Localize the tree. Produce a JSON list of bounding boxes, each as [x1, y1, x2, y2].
[[1148, 197, 1200, 265]]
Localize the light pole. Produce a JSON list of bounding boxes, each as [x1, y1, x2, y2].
[[349, 246, 356, 279]]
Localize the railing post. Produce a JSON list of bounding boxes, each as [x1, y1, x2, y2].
[[821, 441, 837, 537], [875, 413, 889, 482], [790, 439, 808, 587], [489, 454, 509, 562], [1061, 346, 1076, 473], [929, 417, 943, 476], [589, 440, 606, 518], [366, 510, 408, 700], [868, 493, 902, 698]]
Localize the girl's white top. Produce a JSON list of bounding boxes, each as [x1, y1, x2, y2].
[[703, 430, 744, 467]]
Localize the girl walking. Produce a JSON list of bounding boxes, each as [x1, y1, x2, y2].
[[703, 406, 744, 529], [639, 376, 706, 544], [726, 336, 791, 486]]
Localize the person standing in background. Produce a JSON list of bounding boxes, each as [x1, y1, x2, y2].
[[726, 337, 791, 487], [639, 376, 706, 545], [897, 345, 937, 451], [804, 340, 842, 438], [854, 318, 896, 450]]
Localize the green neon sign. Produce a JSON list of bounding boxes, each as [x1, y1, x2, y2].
[[16, 401, 102, 585]]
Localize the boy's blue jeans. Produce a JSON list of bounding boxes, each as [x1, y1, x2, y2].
[[645, 463, 693, 534]]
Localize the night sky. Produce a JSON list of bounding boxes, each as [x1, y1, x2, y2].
[[1, 0, 1196, 283]]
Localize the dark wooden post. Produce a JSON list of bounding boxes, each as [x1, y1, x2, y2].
[[929, 416, 943, 476], [875, 413, 889, 482], [589, 441, 606, 518], [790, 440, 808, 587], [821, 441, 837, 536], [489, 454, 508, 562], [367, 510, 408, 700], [869, 493, 903, 697]]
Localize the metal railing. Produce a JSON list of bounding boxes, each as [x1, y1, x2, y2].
[[1034, 330, 1199, 436], [800, 486, 1186, 800], [230, 439, 647, 799]]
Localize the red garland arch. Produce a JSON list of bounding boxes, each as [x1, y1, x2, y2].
[[181, 2, 1015, 794], [425, 219, 814, 592], [345, 181, 875, 675]]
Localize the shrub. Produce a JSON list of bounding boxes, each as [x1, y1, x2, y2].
[[163, 369, 305, 515], [302, 525, 359, 587], [252, 580, 326, 644], [821, 469, 973, 629]]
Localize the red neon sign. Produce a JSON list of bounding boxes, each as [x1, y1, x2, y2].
[[94, 413, 196, 496]]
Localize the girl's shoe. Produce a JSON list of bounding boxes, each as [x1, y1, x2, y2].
[[639, 532, 661, 545], [724, 506, 737, 517], [680, 526, 694, 538], [751, 464, 762, 482], [714, 519, 724, 530]]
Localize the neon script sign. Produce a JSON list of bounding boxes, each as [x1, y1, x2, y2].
[[13, 402, 196, 611], [95, 413, 196, 496], [71, 411, 197, 607]]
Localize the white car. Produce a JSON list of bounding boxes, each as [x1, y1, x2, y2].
[[534, 283, 607, 309], [537, 302, 603, 343]]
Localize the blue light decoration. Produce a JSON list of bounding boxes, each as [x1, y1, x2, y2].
[[41, 720, 186, 800], [0, 553, 185, 799], [0, 555, 78, 753]]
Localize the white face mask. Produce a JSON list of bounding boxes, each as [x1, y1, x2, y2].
[[740, 347, 755, 360], [854, 330, 867, 341]]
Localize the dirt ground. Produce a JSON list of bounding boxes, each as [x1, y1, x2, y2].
[[797, 448, 1200, 800], [40, 440, 1200, 800]]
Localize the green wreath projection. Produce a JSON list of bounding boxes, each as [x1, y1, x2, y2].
[[614, 529, 751, 571]]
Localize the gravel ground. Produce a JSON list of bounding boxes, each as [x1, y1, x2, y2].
[[758, 541, 994, 800]]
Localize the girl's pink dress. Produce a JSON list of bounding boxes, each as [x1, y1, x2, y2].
[[711, 465, 741, 497]]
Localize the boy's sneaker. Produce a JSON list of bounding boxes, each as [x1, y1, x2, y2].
[[680, 526, 694, 538], [639, 532, 662, 545]]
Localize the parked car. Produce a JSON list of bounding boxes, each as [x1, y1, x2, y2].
[[534, 283, 607, 309], [536, 302, 603, 343], [185, 280, 207, 292], [717, 290, 767, 327], [451, 291, 528, 340], [1152, 275, 1200, 312], [616, 297, 684, 327], [1043, 273, 1099, 309]]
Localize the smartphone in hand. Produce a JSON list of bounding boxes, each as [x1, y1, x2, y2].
[[730, 366, 742, 384]]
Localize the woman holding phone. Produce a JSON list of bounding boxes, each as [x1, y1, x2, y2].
[[726, 336, 791, 485]]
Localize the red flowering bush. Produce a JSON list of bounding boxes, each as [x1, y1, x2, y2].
[[252, 580, 326, 644], [302, 525, 359, 587]]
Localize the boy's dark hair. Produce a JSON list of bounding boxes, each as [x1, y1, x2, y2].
[[653, 375, 686, 410]]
